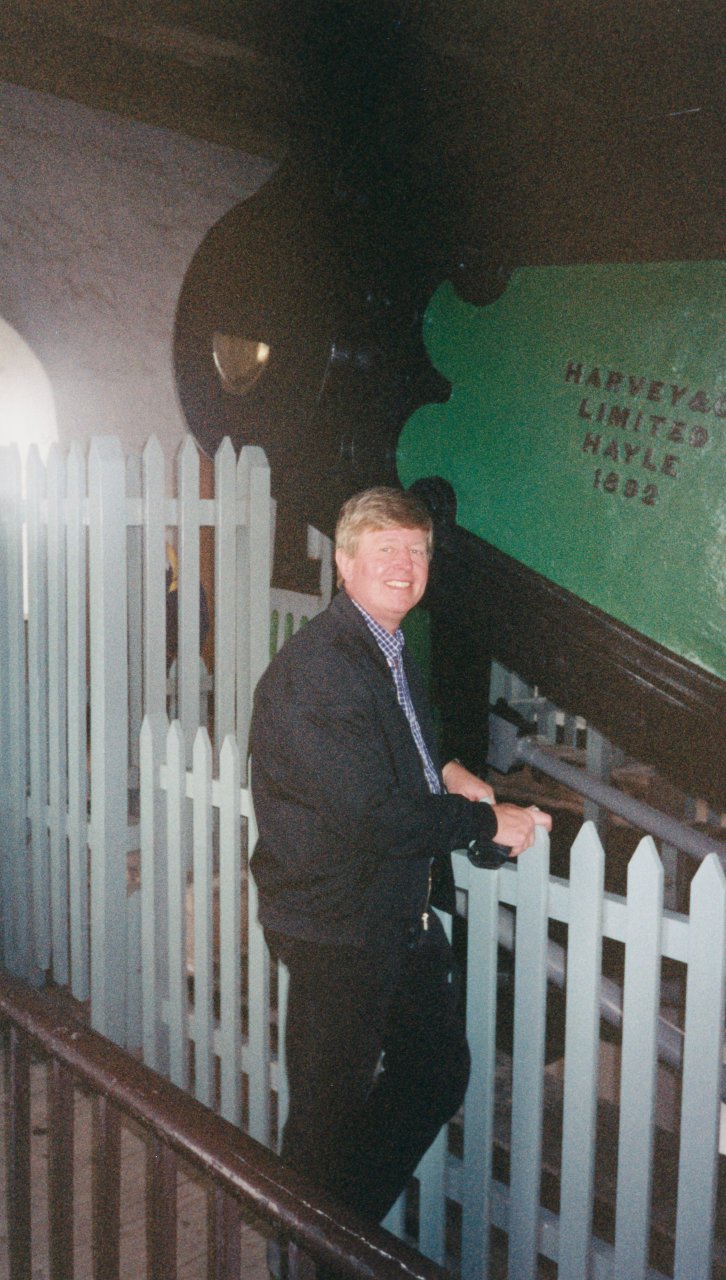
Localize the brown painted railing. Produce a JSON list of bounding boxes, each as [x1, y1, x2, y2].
[[0, 970, 448, 1280]]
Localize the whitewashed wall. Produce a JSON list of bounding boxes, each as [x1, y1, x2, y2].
[[0, 79, 275, 463]]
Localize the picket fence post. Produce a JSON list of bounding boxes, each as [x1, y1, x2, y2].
[[673, 854, 726, 1280], [66, 442, 89, 1001], [236, 446, 271, 763], [613, 838, 663, 1280], [508, 838, 551, 1279], [191, 726, 215, 1107], [47, 445, 69, 986], [218, 733, 242, 1126], [141, 436, 167, 718], [88, 436, 129, 1044], [140, 712, 169, 1073], [25, 446, 50, 973], [460, 858, 501, 1280], [0, 446, 33, 980], [166, 718, 189, 1090], [558, 823, 606, 1280], [214, 438, 237, 753]]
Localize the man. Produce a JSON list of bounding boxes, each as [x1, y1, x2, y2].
[[250, 486, 551, 1223]]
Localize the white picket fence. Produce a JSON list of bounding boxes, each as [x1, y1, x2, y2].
[[138, 716, 726, 1279], [2, 428, 725, 1276], [0, 434, 332, 1047]]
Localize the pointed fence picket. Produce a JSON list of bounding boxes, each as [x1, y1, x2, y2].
[[558, 828, 606, 1280], [66, 443, 89, 998], [0, 447, 33, 981], [507, 839, 550, 1280], [25, 447, 50, 972], [138, 725, 725, 1280], [613, 841, 664, 1280]]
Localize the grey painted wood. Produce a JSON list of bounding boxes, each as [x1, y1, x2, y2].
[[614, 839, 663, 1280], [508, 836, 550, 1280], [236, 447, 271, 762], [140, 713, 169, 1073], [126, 452, 143, 776], [192, 727, 214, 1107], [673, 855, 726, 1280], [88, 436, 129, 1042], [235, 453, 253, 761], [276, 957, 289, 1149], [214, 439, 237, 753], [25, 446, 50, 972], [218, 734, 242, 1126], [2, 447, 32, 978], [126, 887, 143, 1051], [559, 823, 605, 1280], [66, 442, 89, 1000], [459, 857, 500, 1280], [0, 449, 12, 970], [246, 793, 271, 1146], [417, 909, 453, 1265], [178, 436, 201, 762], [46, 445, 69, 985], [166, 719, 189, 1091], [142, 436, 167, 717]]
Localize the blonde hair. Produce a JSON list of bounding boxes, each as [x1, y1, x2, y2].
[[335, 487, 433, 561]]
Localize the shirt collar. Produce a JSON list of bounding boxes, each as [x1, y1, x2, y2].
[[349, 597, 405, 666]]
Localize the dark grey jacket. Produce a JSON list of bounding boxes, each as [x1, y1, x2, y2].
[[250, 590, 498, 946]]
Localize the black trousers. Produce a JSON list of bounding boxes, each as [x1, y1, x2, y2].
[[267, 912, 470, 1223]]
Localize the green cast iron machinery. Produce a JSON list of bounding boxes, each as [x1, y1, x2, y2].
[[173, 1, 725, 798]]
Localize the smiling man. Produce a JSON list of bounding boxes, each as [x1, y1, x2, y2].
[[250, 486, 550, 1225]]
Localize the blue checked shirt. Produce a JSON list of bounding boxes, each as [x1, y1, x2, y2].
[[352, 600, 443, 795]]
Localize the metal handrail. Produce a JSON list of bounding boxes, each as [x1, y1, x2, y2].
[[488, 706, 726, 867], [0, 970, 446, 1280]]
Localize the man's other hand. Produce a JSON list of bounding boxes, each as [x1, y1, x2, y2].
[[442, 760, 495, 803], [491, 803, 552, 856]]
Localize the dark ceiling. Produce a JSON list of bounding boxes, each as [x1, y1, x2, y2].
[[2, 0, 723, 271]]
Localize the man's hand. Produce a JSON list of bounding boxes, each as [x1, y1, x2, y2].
[[491, 803, 552, 856], [442, 759, 495, 803]]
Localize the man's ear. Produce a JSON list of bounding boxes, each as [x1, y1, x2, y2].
[[335, 547, 350, 585]]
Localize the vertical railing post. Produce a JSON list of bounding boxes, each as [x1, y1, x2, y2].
[[210, 1186, 241, 1280], [147, 1138, 177, 1280], [48, 1058, 75, 1280], [88, 436, 129, 1043], [92, 1095, 122, 1280], [583, 728, 612, 833], [7, 1026, 32, 1280]]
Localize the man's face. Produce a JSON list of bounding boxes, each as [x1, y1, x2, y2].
[[335, 524, 430, 632]]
